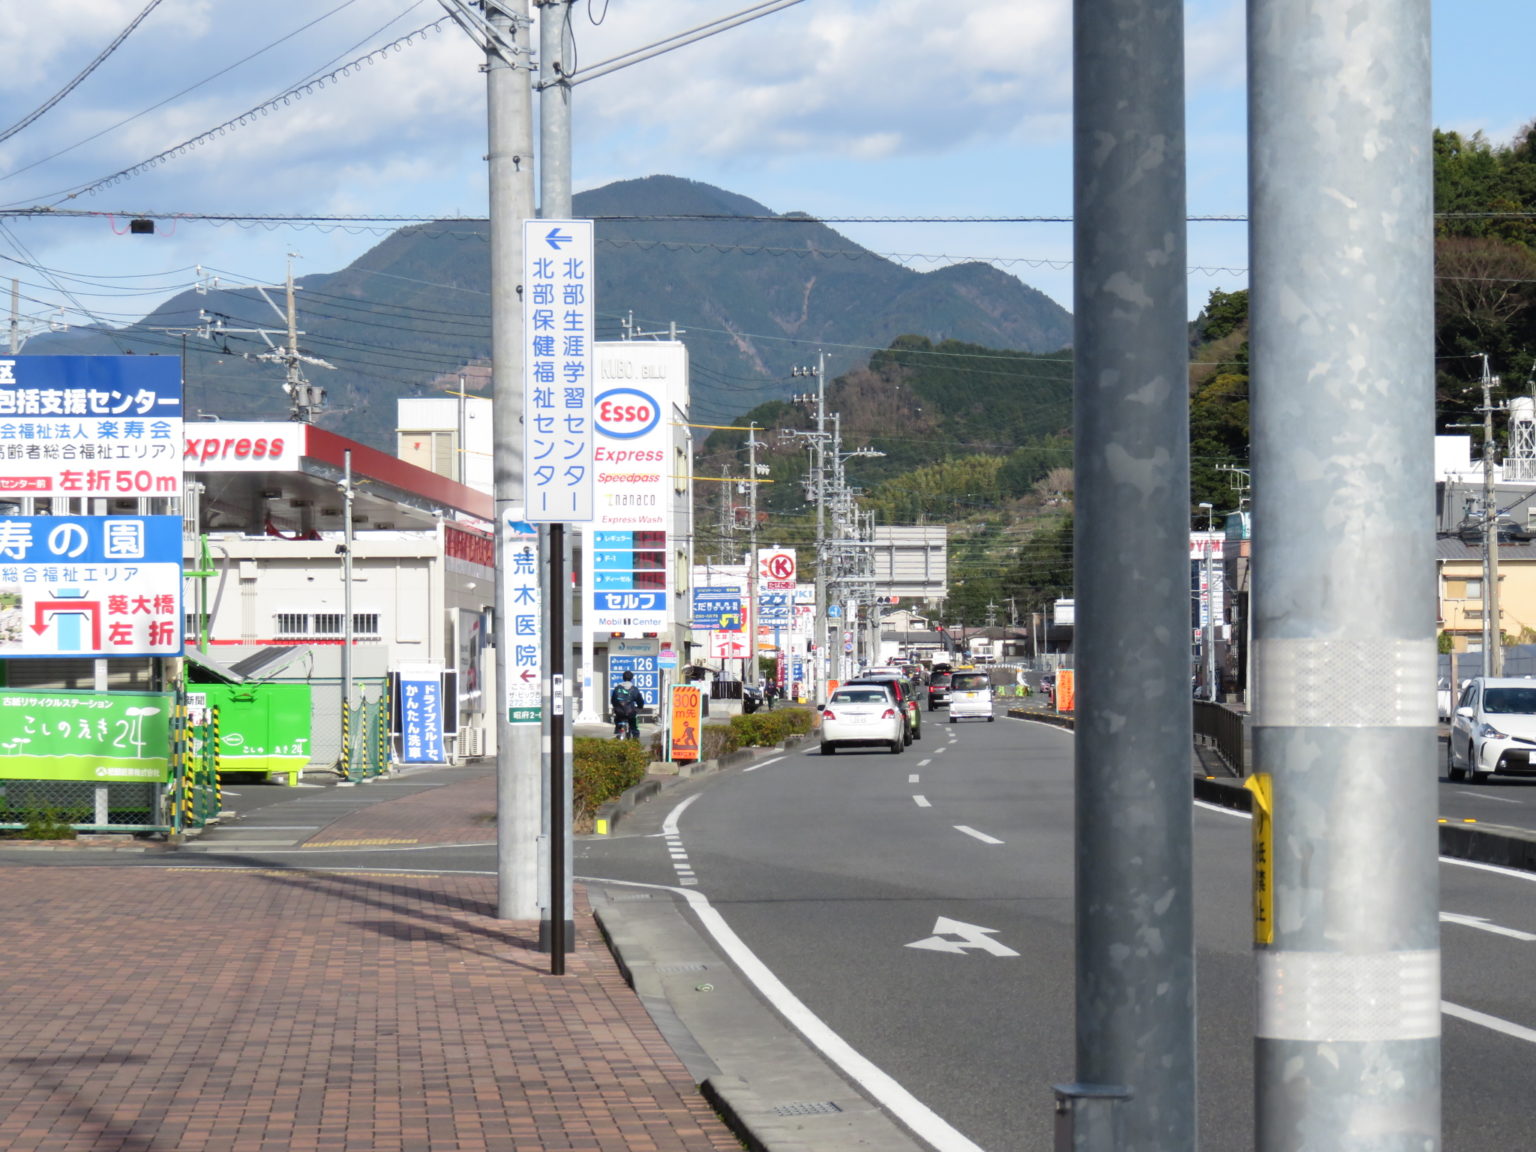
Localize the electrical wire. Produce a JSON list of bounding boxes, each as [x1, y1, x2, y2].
[[0, 0, 166, 145]]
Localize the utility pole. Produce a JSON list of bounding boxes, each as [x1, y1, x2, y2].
[[481, 0, 541, 923], [1479, 353, 1504, 676], [1063, 0, 1194, 1145], [1249, 0, 1438, 1146], [746, 422, 760, 686], [792, 353, 828, 697]]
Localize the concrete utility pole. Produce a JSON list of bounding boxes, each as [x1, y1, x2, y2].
[[792, 353, 829, 696], [1249, 0, 1439, 1147], [747, 421, 761, 685], [1478, 354, 1504, 676], [483, 0, 541, 922], [1062, 0, 1194, 1145]]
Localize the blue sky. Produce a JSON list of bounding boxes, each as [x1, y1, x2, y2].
[[0, 0, 1529, 351]]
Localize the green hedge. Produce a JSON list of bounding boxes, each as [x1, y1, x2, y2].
[[573, 737, 651, 817], [728, 707, 816, 748]]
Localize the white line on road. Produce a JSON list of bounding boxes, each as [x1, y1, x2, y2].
[[908, 774, 920, 784], [913, 795, 932, 808], [954, 825, 1003, 845], [1444, 1001, 1536, 1046], [744, 756, 784, 773], [663, 793, 701, 836], [935, 747, 947, 755], [1455, 789, 1523, 804], [579, 875, 986, 1152], [1440, 911, 1536, 941], [918, 758, 932, 767]]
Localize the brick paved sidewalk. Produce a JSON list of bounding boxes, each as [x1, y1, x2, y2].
[[0, 863, 740, 1152]]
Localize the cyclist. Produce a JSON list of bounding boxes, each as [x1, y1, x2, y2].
[[610, 671, 643, 740]]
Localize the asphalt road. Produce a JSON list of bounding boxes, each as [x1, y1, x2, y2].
[[580, 714, 1536, 1151]]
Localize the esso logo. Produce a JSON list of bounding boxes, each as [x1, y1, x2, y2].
[[594, 388, 660, 440]]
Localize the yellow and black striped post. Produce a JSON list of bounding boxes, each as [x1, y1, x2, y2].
[[339, 693, 353, 780], [376, 682, 389, 776], [173, 697, 191, 832], [210, 705, 223, 814]]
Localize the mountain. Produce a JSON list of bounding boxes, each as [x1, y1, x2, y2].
[[22, 175, 1072, 447]]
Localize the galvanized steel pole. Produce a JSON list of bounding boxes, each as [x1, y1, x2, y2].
[[537, 0, 576, 956], [1249, 1, 1440, 1147], [487, 0, 542, 921], [1066, 0, 1195, 1146]]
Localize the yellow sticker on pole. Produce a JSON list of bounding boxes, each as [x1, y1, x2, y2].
[[1245, 773, 1274, 945]]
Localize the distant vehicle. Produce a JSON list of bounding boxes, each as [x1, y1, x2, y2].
[[820, 686, 905, 755], [927, 672, 952, 711], [741, 684, 763, 714], [1448, 676, 1536, 782], [845, 673, 920, 744], [948, 669, 995, 723]]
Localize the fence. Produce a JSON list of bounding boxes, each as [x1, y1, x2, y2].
[[340, 687, 392, 781], [1193, 699, 1247, 777]]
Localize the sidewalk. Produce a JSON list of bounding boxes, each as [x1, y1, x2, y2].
[[0, 767, 743, 1152]]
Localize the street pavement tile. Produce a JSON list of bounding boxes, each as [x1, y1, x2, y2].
[[0, 866, 739, 1151]]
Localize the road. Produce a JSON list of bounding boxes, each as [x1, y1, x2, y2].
[[579, 714, 1536, 1151]]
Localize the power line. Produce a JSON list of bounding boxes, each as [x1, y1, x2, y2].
[[0, 0, 166, 145]]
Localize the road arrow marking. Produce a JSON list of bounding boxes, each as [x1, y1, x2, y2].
[[905, 916, 1019, 957], [1440, 911, 1536, 941], [544, 226, 573, 249]]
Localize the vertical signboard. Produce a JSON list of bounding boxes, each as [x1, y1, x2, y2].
[[670, 684, 702, 762], [583, 343, 686, 636], [522, 219, 594, 521], [398, 665, 446, 764], [504, 515, 542, 723]]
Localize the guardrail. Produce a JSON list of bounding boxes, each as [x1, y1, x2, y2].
[[1193, 699, 1246, 777]]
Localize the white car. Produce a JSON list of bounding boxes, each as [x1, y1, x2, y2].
[[1448, 677, 1536, 782], [821, 686, 905, 755], [947, 670, 995, 722]]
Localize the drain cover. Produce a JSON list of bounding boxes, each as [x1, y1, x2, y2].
[[772, 1102, 843, 1117], [656, 962, 709, 974], [608, 893, 654, 901]]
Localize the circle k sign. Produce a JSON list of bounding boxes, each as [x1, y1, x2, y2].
[[594, 388, 661, 439], [764, 552, 795, 581]]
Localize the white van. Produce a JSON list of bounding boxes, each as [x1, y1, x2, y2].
[[947, 670, 994, 722]]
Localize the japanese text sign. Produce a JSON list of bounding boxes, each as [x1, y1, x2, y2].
[[0, 516, 183, 657], [0, 690, 172, 782], [0, 356, 182, 497], [522, 219, 594, 521], [399, 669, 446, 764]]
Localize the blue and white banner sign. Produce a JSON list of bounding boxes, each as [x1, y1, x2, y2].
[[399, 668, 446, 764], [523, 219, 594, 522]]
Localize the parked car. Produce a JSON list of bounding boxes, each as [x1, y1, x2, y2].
[[948, 669, 995, 723], [821, 685, 905, 755], [1448, 676, 1536, 782], [927, 672, 952, 710], [844, 674, 919, 743]]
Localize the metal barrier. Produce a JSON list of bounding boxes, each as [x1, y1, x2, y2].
[[1193, 699, 1247, 777]]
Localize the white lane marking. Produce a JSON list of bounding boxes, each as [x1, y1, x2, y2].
[[918, 758, 932, 767], [1443, 1001, 1536, 1046], [1455, 789, 1523, 804], [744, 755, 784, 773], [1441, 911, 1536, 941], [908, 774, 920, 784], [913, 795, 932, 808], [954, 825, 1004, 845], [663, 793, 701, 836], [907, 917, 1019, 956], [1198, 794, 1536, 1045], [580, 876, 986, 1152], [935, 747, 948, 755], [661, 794, 705, 886]]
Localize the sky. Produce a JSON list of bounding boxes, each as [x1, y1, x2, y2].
[[0, 0, 1530, 356]]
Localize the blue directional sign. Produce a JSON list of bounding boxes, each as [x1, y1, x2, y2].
[[692, 587, 742, 632], [595, 591, 665, 612]]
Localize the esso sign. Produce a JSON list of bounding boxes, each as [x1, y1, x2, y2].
[[594, 388, 660, 440]]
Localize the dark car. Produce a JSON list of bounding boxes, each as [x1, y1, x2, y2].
[[926, 672, 952, 711]]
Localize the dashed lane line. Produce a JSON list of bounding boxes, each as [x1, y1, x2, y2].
[[954, 825, 1004, 845], [913, 795, 932, 808]]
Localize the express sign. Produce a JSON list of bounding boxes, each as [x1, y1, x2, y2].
[[594, 388, 661, 439]]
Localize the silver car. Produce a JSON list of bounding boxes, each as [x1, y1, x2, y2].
[[1448, 677, 1536, 782]]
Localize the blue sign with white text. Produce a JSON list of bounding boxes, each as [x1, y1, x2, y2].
[[399, 671, 446, 764]]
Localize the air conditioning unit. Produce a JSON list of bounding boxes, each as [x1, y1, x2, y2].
[[458, 726, 486, 758]]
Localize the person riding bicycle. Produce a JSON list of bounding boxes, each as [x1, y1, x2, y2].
[[610, 671, 643, 740]]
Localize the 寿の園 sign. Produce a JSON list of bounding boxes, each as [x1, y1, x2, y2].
[[0, 690, 172, 782]]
